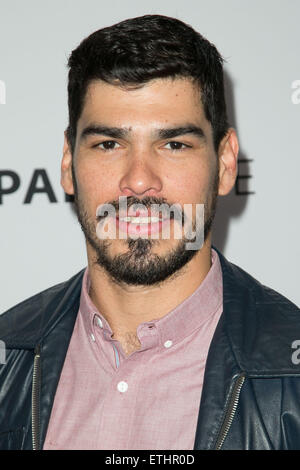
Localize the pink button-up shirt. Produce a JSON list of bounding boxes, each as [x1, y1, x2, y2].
[[43, 248, 223, 450]]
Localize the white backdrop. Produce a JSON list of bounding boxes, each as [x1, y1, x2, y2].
[[0, 0, 299, 312]]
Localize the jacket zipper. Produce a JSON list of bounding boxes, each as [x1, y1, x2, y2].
[[214, 373, 245, 450], [32, 345, 41, 450]]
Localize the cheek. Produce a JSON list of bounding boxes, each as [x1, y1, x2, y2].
[[76, 162, 116, 207], [166, 160, 213, 205]]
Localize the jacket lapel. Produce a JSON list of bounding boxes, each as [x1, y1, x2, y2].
[[38, 271, 84, 449], [193, 313, 242, 449], [194, 248, 252, 449]]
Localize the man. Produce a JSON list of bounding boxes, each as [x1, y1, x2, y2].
[[0, 14, 299, 451]]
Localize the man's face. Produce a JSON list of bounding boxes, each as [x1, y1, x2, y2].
[[63, 77, 222, 286]]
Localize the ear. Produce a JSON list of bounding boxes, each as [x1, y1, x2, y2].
[[217, 128, 239, 196], [61, 131, 75, 195]]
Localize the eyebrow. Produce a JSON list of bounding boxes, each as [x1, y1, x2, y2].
[[157, 125, 206, 141], [79, 123, 206, 142]]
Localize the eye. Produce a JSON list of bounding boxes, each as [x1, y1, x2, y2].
[[94, 140, 121, 151], [164, 141, 192, 151]]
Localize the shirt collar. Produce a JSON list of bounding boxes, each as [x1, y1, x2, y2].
[[79, 248, 223, 348]]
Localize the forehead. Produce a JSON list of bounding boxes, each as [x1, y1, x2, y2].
[[78, 77, 209, 131]]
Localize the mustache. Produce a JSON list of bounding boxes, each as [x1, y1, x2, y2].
[[96, 196, 183, 222]]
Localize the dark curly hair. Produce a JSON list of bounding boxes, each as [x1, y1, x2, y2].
[[66, 14, 229, 154]]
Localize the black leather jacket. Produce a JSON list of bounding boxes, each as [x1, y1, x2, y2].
[[0, 249, 299, 450]]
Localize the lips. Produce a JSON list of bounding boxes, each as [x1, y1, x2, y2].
[[117, 208, 165, 219], [96, 204, 176, 223], [118, 216, 162, 223], [116, 215, 171, 236]]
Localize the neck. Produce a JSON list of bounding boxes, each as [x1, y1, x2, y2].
[[87, 238, 212, 337]]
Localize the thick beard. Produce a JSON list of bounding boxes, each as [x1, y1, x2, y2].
[[71, 165, 219, 287]]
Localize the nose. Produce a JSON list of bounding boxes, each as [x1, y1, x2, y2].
[[119, 150, 163, 197]]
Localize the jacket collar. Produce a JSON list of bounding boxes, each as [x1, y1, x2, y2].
[[2, 247, 299, 375], [215, 247, 300, 376], [0, 269, 84, 350]]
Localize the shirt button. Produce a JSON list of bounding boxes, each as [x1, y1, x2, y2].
[[90, 333, 96, 342], [164, 340, 173, 348], [95, 315, 103, 328], [117, 381, 128, 393]]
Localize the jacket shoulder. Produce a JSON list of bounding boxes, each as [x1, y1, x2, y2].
[[219, 250, 299, 310], [216, 249, 300, 373], [0, 270, 85, 349]]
